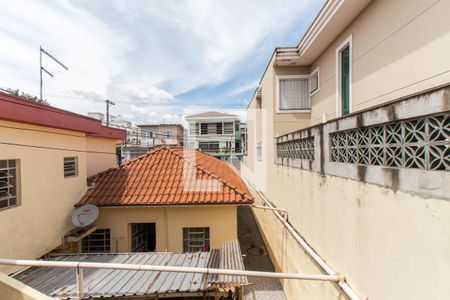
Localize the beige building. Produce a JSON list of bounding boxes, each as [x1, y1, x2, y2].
[[243, 0, 450, 299], [74, 146, 253, 254], [0, 92, 126, 272], [138, 123, 185, 147]]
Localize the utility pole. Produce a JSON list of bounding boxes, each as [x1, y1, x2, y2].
[[39, 46, 68, 101], [105, 99, 115, 127]]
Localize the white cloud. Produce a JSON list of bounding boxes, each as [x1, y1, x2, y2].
[[0, 0, 320, 125], [107, 84, 175, 104]]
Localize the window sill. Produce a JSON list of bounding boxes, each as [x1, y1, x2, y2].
[[276, 109, 311, 114], [0, 204, 19, 211]]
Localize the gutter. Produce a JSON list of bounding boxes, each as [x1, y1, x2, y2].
[[244, 179, 363, 300]]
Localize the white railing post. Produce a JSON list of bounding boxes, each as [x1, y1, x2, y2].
[[76, 265, 84, 300]]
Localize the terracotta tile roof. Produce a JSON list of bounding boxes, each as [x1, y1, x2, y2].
[[78, 147, 253, 206], [185, 111, 237, 119]]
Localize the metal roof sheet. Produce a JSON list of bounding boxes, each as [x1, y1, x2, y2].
[[13, 240, 247, 299]]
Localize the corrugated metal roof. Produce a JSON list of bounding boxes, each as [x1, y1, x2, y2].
[[13, 240, 247, 299]]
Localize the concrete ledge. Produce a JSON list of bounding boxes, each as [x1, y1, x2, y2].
[[0, 272, 53, 300]]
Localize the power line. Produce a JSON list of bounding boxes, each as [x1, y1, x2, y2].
[[0, 141, 116, 155]]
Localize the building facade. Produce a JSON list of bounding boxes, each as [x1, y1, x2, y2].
[[242, 0, 450, 299], [138, 123, 185, 147], [73, 147, 253, 254], [0, 93, 125, 272], [185, 111, 242, 160]]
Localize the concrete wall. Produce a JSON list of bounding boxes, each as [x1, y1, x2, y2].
[[86, 136, 118, 177], [0, 272, 52, 300], [245, 166, 450, 300], [243, 0, 450, 299], [95, 205, 237, 252], [0, 120, 119, 272]]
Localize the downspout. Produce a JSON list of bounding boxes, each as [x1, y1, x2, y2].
[[244, 179, 362, 300], [164, 207, 168, 251]]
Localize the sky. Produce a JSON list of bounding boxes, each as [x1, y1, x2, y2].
[[0, 0, 323, 124]]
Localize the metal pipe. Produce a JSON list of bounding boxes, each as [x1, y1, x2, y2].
[[0, 258, 342, 282], [76, 266, 83, 300], [244, 179, 362, 300], [251, 204, 288, 221]]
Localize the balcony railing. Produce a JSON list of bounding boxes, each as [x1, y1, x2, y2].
[[274, 85, 449, 199]]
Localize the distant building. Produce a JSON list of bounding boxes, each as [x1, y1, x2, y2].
[[138, 123, 185, 147], [185, 111, 242, 160], [88, 112, 142, 146]]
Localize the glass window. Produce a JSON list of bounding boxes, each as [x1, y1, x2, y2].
[[310, 70, 319, 94], [224, 122, 234, 134], [341, 45, 350, 116], [183, 227, 210, 252], [0, 159, 19, 210], [279, 78, 310, 110]]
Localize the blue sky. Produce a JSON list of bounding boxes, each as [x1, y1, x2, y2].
[[0, 0, 323, 124]]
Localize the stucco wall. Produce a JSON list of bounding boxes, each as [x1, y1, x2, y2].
[[0, 120, 118, 273], [86, 136, 119, 177], [0, 120, 88, 272], [95, 205, 237, 252], [260, 166, 450, 300], [309, 0, 450, 125]]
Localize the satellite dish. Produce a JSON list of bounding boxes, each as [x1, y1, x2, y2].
[[72, 204, 99, 228]]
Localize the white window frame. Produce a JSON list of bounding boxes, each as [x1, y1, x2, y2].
[[276, 75, 311, 114], [309, 67, 320, 96], [183, 227, 210, 252], [80, 228, 111, 253], [335, 35, 352, 117]]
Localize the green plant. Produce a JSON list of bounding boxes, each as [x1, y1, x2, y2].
[[1, 87, 49, 105]]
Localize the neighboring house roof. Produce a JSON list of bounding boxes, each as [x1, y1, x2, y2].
[[138, 123, 184, 127], [13, 240, 247, 299], [77, 146, 253, 206], [185, 111, 237, 119], [0, 92, 126, 140]]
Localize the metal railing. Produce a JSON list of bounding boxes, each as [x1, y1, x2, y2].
[[0, 258, 343, 300]]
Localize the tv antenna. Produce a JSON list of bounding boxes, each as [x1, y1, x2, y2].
[[105, 99, 116, 127], [39, 46, 69, 101]]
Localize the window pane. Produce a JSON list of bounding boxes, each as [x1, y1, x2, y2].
[[310, 72, 319, 93], [279, 78, 310, 110], [341, 46, 350, 115]]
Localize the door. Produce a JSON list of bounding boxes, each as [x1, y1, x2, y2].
[[130, 223, 156, 252]]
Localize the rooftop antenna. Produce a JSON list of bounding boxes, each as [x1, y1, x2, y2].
[[39, 46, 69, 101], [105, 99, 115, 127]]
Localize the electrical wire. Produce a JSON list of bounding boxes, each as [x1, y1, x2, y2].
[[0, 141, 116, 155]]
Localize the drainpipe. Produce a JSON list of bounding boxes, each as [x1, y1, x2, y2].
[[164, 207, 168, 251], [244, 179, 362, 300]]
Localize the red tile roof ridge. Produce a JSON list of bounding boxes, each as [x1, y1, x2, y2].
[[165, 147, 253, 201]]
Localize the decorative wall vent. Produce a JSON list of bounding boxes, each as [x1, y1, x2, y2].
[[329, 113, 449, 171], [277, 137, 315, 160]]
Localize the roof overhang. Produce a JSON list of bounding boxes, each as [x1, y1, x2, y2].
[[275, 0, 372, 66], [0, 92, 126, 140]]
